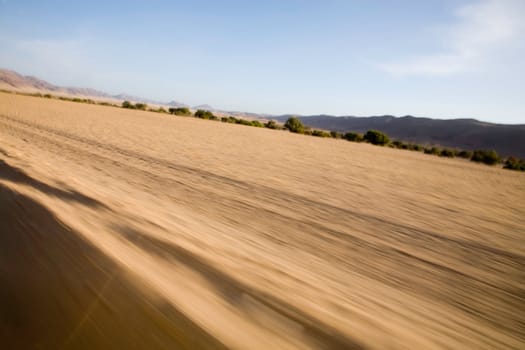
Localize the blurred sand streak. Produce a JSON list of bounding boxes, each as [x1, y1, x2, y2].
[[0, 92, 524, 349]]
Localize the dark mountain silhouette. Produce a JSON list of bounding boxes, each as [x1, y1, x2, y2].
[[274, 115, 525, 158]]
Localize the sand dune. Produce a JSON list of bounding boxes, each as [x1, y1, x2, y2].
[[0, 92, 524, 349]]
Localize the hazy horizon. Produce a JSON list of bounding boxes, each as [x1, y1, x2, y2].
[[1, 0, 524, 123]]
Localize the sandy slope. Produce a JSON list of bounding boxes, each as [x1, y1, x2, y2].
[[0, 92, 524, 349]]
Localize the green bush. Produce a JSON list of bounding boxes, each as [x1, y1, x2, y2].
[[284, 117, 305, 134], [264, 120, 280, 129], [471, 149, 500, 165], [195, 109, 215, 119], [135, 103, 147, 110], [439, 149, 455, 157], [330, 131, 342, 139], [392, 140, 403, 148], [122, 100, 135, 109], [503, 157, 525, 171], [251, 120, 264, 127], [363, 130, 389, 145], [169, 107, 191, 116], [424, 147, 440, 155], [343, 132, 363, 142], [312, 130, 330, 137], [235, 118, 253, 126], [457, 150, 473, 159]]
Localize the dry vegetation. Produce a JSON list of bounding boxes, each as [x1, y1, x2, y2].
[[0, 92, 524, 349]]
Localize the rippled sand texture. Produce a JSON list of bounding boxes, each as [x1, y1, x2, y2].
[[1, 92, 524, 349]]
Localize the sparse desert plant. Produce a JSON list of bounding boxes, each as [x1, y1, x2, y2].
[[471, 149, 500, 165], [134, 103, 147, 110], [122, 100, 135, 109], [251, 120, 263, 127], [392, 140, 403, 148], [503, 157, 525, 171], [424, 147, 440, 155], [343, 132, 363, 142], [169, 107, 191, 116], [439, 149, 455, 157], [457, 150, 473, 159], [235, 118, 252, 126], [312, 130, 330, 137], [408, 144, 422, 151], [284, 117, 305, 134], [195, 109, 215, 119], [363, 130, 389, 145], [330, 131, 342, 139], [264, 120, 280, 129]]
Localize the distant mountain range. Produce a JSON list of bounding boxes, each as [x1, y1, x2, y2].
[[1, 68, 524, 157], [274, 115, 525, 158], [0, 69, 190, 109]]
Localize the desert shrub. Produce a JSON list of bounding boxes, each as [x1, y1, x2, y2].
[[98, 101, 114, 106], [343, 132, 363, 142], [284, 117, 305, 134], [43, 94, 52, 98], [155, 107, 167, 113], [408, 144, 422, 151], [457, 150, 473, 159], [251, 120, 263, 127], [169, 107, 191, 116], [364, 130, 389, 145], [503, 157, 525, 171], [135, 103, 147, 110], [471, 149, 500, 165], [439, 149, 455, 157], [264, 120, 280, 129], [122, 100, 135, 109], [235, 118, 252, 126], [330, 131, 342, 139], [195, 109, 215, 119], [312, 130, 330, 137], [392, 140, 403, 148], [424, 147, 440, 155]]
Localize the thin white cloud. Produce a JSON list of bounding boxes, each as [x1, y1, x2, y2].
[[378, 0, 525, 77]]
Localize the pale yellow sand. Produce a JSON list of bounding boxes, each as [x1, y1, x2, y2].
[[0, 92, 523, 349]]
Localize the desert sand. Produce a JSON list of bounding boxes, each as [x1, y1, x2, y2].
[[0, 92, 524, 349]]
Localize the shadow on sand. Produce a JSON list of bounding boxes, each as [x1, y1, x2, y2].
[[0, 158, 105, 208], [0, 184, 226, 350]]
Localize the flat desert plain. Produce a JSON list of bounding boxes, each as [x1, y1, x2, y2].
[[0, 92, 524, 349]]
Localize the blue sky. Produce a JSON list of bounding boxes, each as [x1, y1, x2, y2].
[[1, 0, 524, 123]]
